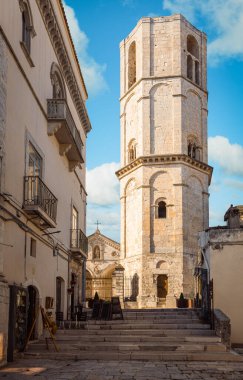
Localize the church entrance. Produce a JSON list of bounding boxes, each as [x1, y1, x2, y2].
[[85, 269, 113, 301], [157, 274, 168, 302]]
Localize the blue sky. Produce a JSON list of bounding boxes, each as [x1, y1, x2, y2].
[[63, 0, 243, 242]]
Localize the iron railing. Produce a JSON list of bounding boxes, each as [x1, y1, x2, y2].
[[47, 98, 83, 159], [71, 228, 88, 255], [23, 176, 57, 223]]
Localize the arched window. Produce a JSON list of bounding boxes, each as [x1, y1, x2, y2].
[[93, 245, 100, 260], [128, 41, 136, 89], [158, 201, 166, 219], [187, 55, 193, 81], [187, 35, 199, 58], [155, 199, 167, 219], [19, 0, 36, 54], [186, 35, 200, 85], [188, 137, 200, 160], [128, 139, 137, 163], [50, 63, 66, 99]]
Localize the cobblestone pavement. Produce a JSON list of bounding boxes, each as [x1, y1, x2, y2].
[[1, 359, 243, 380]]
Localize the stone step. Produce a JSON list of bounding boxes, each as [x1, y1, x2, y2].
[[56, 328, 215, 336], [51, 334, 221, 343], [123, 313, 199, 317], [76, 323, 211, 330], [123, 315, 200, 320], [123, 308, 198, 312], [88, 318, 201, 324], [22, 350, 243, 362], [27, 341, 227, 353]]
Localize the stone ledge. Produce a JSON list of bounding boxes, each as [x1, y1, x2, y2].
[[116, 154, 213, 184]]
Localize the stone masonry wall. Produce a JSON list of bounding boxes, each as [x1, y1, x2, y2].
[[0, 32, 9, 367]]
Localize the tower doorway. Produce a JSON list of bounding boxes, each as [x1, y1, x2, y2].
[[27, 285, 39, 340], [157, 274, 168, 299]]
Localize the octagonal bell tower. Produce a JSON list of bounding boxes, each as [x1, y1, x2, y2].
[[116, 15, 213, 308]]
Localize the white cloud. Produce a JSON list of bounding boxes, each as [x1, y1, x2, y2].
[[163, 0, 243, 64], [209, 209, 225, 226], [209, 136, 243, 176], [87, 205, 120, 242], [87, 162, 120, 206], [63, 1, 107, 96], [86, 162, 121, 241], [224, 179, 243, 191]]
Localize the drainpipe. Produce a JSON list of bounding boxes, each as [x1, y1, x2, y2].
[[81, 257, 86, 305], [67, 251, 70, 320]]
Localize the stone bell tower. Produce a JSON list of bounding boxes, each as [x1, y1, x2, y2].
[[116, 15, 213, 308]]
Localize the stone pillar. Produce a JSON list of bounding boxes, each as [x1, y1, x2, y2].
[[0, 32, 9, 367], [112, 265, 125, 308]]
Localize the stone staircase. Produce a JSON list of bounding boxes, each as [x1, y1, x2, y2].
[[23, 308, 243, 361]]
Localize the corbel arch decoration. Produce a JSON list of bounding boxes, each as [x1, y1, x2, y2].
[[50, 63, 66, 99], [19, 0, 36, 53]]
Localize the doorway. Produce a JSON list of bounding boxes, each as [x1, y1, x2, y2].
[[27, 285, 39, 340], [157, 274, 168, 299], [56, 277, 64, 313]]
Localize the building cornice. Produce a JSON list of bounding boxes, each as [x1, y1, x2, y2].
[[36, 0, 91, 134], [116, 154, 213, 185]]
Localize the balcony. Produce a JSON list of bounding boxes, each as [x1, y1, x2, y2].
[[23, 176, 57, 229], [47, 99, 84, 171], [70, 229, 88, 258]]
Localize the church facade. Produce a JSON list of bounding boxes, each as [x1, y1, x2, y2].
[[86, 229, 123, 302], [116, 15, 213, 308]]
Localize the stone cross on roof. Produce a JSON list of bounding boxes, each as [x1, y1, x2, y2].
[[95, 220, 101, 232]]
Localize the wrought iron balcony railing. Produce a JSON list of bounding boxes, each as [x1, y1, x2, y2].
[[71, 228, 88, 256], [23, 176, 57, 227], [47, 99, 84, 169]]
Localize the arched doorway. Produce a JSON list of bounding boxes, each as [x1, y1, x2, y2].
[[27, 285, 39, 340], [56, 277, 64, 313], [157, 274, 168, 299]]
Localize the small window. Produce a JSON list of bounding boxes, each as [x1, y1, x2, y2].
[[28, 142, 42, 177], [93, 245, 100, 260], [158, 201, 166, 219], [19, 0, 35, 56], [30, 238, 36, 257], [188, 138, 200, 160], [128, 139, 137, 163]]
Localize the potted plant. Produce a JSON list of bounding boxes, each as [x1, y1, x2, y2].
[[176, 293, 189, 308]]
